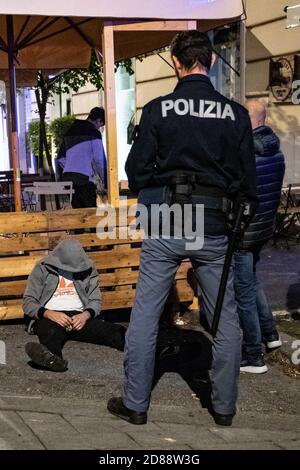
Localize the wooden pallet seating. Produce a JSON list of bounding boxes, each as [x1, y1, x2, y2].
[[0, 208, 194, 320]]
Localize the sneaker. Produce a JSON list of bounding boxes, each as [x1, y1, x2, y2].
[[25, 342, 68, 372], [240, 355, 268, 374], [264, 331, 282, 351], [107, 397, 147, 425]]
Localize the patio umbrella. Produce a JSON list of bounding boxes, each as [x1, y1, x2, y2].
[[0, 0, 245, 210]]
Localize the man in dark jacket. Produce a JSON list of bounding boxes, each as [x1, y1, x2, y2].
[[235, 100, 285, 374], [23, 239, 126, 371], [57, 107, 107, 208]]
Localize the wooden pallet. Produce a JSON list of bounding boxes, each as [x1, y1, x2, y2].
[[0, 208, 194, 320]]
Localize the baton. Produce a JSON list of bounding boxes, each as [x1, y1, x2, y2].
[[210, 202, 247, 338]]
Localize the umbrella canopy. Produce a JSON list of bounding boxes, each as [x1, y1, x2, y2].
[[0, 0, 245, 210], [0, 0, 244, 19], [0, 2, 244, 70]]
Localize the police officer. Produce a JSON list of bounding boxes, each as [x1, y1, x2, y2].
[[107, 31, 257, 426]]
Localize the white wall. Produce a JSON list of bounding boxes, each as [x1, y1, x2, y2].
[[116, 66, 135, 181], [0, 81, 9, 171]]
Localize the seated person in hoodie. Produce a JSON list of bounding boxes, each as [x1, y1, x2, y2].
[[23, 239, 126, 372], [234, 100, 285, 374]]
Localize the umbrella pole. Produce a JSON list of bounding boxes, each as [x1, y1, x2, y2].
[[6, 15, 22, 212]]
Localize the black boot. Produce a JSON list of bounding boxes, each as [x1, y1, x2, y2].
[[107, 397, 147, 425]]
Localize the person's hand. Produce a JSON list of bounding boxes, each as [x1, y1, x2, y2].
[[71, 311, 91, 331], [44, 310, 73, 329]]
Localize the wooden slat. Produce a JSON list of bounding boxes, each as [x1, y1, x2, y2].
[[48, 230, 144, 250], [100, 262, 191, 287], [0, 234, 49, 253], [0, 279, 194, 320], [0, 211, 48, 234], [89, 248, 142, 270], [0, 279, 27, 297], [0, 205, 139, 234], [0, 263, 191, 296], [0, 255, 43, 278], [0, 300, 23, 320], [48, 208, 137, 231], [0, 246, 142, 277], [0, 230, 144, 254]]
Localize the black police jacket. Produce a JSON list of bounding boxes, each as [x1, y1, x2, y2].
[[125, 74, 257, 207]]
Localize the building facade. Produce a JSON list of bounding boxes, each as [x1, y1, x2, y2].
[[245, 0, 300, 183]]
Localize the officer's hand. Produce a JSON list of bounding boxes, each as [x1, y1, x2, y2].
[[44, 310, 72, 329], [71, 311, 91, 331]]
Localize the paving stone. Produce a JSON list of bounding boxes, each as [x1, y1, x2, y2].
[[155, 422, 225, 448], [0, 410, 44, 449], [150, 404, 207, 425], [0, 437, 13, 450], [81, 432, 141, 450], [18, 411, 78, 448], [209, 427, 299, 443], [274, 440, 300, 450], [103, 417, 162, 433], [127, 429, 193, 450], [190, 441, 282, 450], [63, 414, 116, 435]]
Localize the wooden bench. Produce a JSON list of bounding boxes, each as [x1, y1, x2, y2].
[[0, 208, 194, 320]]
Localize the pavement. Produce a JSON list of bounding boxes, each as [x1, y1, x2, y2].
[[0, 244, 299, 451]]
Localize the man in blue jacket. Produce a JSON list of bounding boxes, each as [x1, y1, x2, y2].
[[235, 100, 285, 374]]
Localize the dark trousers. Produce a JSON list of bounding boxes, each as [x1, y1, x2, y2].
[[72, 183, 97, 208], [34, 317, 126, 358], [62, 172, 97, 208], [234, 248, 276, 360]]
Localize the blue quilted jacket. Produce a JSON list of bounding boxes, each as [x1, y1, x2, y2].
[[240, 125, 285, 250]]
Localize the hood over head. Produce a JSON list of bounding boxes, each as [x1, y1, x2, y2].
[[43, 239, 92, 273]]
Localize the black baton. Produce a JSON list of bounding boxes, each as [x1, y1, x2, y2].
[[211, 202, 247, 338]]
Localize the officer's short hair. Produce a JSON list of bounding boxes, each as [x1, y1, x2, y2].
[[88, 107, 105, 125], [170, 30, 212, 72]]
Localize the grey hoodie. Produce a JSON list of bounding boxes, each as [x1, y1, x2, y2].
[[23, 239, 101, 320]]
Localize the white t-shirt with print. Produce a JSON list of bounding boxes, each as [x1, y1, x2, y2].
[[44, 275, 84, 312]]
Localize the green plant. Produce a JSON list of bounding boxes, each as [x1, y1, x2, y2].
[[28, 120, 40, 157], [49, 115, 76, 150], [28, 120, 50, 156]]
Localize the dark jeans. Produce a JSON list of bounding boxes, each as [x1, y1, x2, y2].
[[63, 172, 97, 208], [72, 183, 97, 208], [34, 317, 126, 358], [234, 249, 276, 360]]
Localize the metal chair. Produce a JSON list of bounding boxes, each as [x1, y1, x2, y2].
[[0, 171, 14, 211], [274, 184, 300, 248], [24, 181, 74, 211]]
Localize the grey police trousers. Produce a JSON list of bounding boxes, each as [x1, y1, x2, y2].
[[122, 235, 241, 415]]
